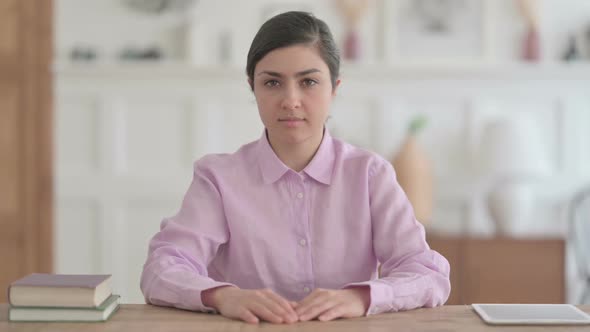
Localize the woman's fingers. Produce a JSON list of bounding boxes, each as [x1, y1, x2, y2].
[[298, 299, 337, 321], [221, 288, 363, 324], [248, 302, 284, 324], [296, 289, 329, 317], [237, 308, 260, 324], [261, 290, 298, 323], [295, 289, 322, 314], [258, 294, 296, 323], [227, 288, 367, 323]]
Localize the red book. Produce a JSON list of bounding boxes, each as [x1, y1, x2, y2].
[[8, 273, 112, 308]]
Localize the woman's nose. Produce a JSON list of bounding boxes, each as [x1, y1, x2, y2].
[[280, 86, 301, 110]]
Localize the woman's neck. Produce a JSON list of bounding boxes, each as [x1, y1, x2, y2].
[[268, 131, 324, 172]]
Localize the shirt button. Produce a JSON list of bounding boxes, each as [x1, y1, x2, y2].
[[299, 239, 307, 246], [296, 192, 303, 199], [303, 287, 311, 293]]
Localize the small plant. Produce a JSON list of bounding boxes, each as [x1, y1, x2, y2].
[[408, 115, 428, 136]]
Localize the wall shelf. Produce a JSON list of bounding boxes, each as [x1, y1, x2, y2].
[[53, 61, 590, 80]]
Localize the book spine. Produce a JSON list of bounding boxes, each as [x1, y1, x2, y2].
[[7, 285, 13, 305]]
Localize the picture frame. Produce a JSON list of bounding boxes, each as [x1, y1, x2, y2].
[[382, 0, 494, 66]]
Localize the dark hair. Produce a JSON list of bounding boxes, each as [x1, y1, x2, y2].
[[246, 11, 340, 90]]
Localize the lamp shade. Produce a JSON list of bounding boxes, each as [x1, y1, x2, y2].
[[478, 115, 552, 178]]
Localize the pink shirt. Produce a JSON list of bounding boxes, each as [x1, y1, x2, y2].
[[140, 130, 450, 315]]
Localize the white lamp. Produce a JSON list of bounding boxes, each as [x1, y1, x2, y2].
[[479, 114, 552, 236]]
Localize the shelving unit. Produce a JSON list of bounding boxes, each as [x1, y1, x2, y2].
[[53, 61, 590, 80]]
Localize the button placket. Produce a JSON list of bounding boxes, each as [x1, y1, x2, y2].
[[294, 176, 314, 294]]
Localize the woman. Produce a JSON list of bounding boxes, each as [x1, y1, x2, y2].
[[141, 11, 450, 324]]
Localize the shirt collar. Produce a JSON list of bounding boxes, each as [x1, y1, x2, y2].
[[257, 128, 335, 185]]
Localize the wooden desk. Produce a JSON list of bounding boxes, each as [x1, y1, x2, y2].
[[1, 304, 589, 332]]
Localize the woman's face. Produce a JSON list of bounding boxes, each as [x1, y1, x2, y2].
[[251, 44, 340, 146]]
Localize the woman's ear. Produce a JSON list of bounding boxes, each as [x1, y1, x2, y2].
[[332, 78, 341, 97], [247, 78, 254, 91]]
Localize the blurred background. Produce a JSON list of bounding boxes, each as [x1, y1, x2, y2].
[[1, 0, 590, 307]]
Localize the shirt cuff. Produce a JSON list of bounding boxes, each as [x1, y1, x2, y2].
[[343, 280, 395, 316], [181, 281, 236, 313]]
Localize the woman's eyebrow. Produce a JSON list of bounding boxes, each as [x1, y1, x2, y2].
[[257, 68, 321, 77], [257, 70, 281, 77], [295, 68, 321, 76]]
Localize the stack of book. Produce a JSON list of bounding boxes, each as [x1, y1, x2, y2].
[[8, 273, 120, 322]]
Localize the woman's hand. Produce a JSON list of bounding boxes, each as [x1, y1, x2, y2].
[[295, 287, 370, 321], [202, 286, 298, 324]]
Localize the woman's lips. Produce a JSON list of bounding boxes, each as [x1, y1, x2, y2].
[[279, 118, 305, 128]]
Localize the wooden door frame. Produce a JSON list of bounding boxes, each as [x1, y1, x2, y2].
[[0, 0, 53, 298], [20, 0, 54, 274]]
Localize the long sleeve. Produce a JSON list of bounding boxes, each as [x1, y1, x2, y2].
[[140, 159, 235, 312], [345, 159, 450, 315]]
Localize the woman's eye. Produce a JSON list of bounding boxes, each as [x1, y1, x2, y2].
[[264, 80, 279, 87], [301, 78, 318, 87]]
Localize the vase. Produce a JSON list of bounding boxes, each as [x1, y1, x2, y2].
[[343, 28, 360, 61], [487, 180, 535, 236], [392, 136, 433, 226], [522, 26, 540, 61]]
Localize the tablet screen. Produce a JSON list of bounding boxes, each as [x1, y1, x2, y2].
[[472, 304, 590, 325]]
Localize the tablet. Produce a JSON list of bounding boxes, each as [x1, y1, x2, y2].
[[472, 304, 590, 325]]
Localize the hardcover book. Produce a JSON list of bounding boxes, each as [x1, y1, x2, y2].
[[8, 273, 112, 308]]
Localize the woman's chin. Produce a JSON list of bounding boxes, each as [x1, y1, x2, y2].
[[273, 131, 312, 145]]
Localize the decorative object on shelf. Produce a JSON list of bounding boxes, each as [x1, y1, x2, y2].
[[516, 0, 540, 62], [123, 0, 196, 15], [562, 24, 590, 61], [479, 114, 552, 237], [70, 46, 98, 62], [392, 115, 433, 226], [120, 0, 198, 63], [334, 0, 370, 61], [383, 0, 491, 65], [562, 34, 581, 61], [119, 46, 164, 61]]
